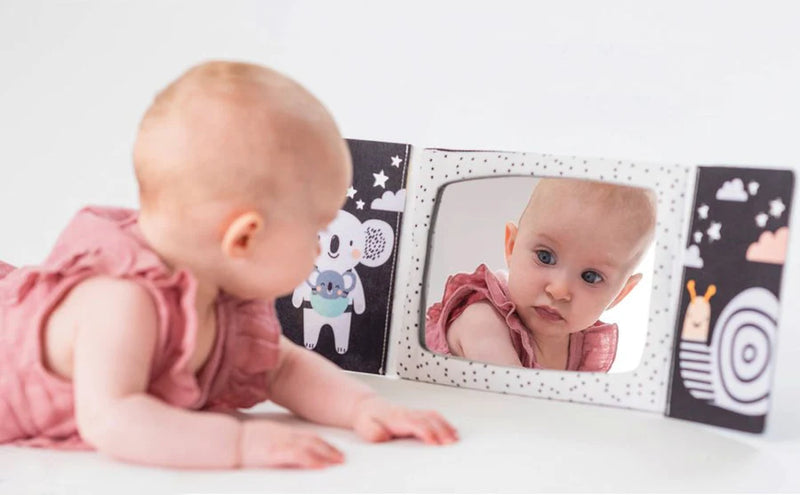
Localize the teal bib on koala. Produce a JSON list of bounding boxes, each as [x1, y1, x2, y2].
[[310, 293, 350, 317]]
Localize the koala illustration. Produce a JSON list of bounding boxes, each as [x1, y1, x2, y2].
[[292, 210, 394, 354], [306, 267, 356, 318]]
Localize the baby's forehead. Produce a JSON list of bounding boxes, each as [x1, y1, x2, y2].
[[527, 179, 655, 228], [520, 179, 656, 265]]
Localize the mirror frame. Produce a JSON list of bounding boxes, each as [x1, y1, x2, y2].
[[388, 148, 693, 412]]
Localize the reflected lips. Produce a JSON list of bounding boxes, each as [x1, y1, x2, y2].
[[534, 306, 563, 322]]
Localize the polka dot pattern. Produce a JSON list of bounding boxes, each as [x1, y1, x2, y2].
[[392, 148, 693, 413]]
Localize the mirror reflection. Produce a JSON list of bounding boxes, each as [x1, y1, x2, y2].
[[423, 176, 656, 373]]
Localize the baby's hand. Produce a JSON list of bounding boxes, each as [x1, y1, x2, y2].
[[240, 420, 344, 469], [352, 396, 458, 446]]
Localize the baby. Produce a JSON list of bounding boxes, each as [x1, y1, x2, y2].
[[0, 61, 457, 469], [425, 178, 656, 372]]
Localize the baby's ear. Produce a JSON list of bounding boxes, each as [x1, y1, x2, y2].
[[504, 222, 518, 266], [221, 211, 263, 259], [607, 273, 643, 310]]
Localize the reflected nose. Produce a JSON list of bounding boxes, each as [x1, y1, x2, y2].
[[545, 277, 571, 302], [330, 235, 340, 254]]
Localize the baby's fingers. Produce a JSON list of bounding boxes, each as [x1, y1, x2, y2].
[[382, 412, 444, 445], [278, 438, 343, 469], [355, 416, 393, 443], [419, 411, 459, 444], [308, 437, 345, 464]]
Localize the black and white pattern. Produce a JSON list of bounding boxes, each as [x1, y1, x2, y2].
[[668, 166, 794, 432], [678, 286, 778, 416], [678, 339, 714, 401], [710, 287, 777, 415]]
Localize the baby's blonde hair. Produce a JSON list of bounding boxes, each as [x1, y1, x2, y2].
[[133, 60, 342, 216], [523, 177, 657, 265]]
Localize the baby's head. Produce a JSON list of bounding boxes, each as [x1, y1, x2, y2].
[[133, 61, 351, 300], [504, 178, 656, 338]]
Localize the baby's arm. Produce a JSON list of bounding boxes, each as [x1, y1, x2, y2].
[[71, 277, 242, 468], [446, 301, 523, 368], [71, 277, 341, 469], [267, 337, 458, 445]]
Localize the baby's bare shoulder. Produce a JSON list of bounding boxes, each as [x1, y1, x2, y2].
[[62, 276, 159, 324], [45, 277, 159, 380], [448, 300, 507, 338], [446, 301, 512, 359], [68, 275, 149, 296]]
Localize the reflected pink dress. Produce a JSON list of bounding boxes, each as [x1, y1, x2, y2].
[[425, 264, 618, 372], [0, 207, 281, 449]]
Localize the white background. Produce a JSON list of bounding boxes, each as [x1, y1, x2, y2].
[[1, 1, 799, 492]]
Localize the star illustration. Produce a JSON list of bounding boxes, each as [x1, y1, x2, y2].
[[373, 170, 389, 188], [769, 197, 786, 218], [346, 186, 357, 199], [697, 204, 709, 220], [755, 212, 768, 228], [356, 199, 365, 210], [391, 155, 402, 167], [693, 231, 703, 243], [707, 221, 722, 242], [748, 181, 760, 196]]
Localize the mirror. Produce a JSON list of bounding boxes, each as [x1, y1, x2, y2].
[[422, 176, 656, 374]]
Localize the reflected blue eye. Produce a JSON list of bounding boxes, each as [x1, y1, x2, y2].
[[536, 250, 555, 265], [582, 271, 603, 284]]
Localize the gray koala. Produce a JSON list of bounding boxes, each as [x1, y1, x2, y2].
[[306, 267, 357, 318]]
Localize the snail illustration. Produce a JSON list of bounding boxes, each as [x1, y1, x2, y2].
[[678, 280, 778, 416]]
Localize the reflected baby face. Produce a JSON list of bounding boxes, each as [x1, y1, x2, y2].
[[504, 189, 648, 338]]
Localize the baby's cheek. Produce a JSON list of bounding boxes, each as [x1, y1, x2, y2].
[[351, 249, 361, 260], [505, 279, 529, 306]]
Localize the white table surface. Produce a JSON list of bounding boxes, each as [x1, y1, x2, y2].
[[2, 369, 799, 494]]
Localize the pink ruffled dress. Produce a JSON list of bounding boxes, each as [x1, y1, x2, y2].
[[425, 264, 618, 372], [0, 206, 281, 449]]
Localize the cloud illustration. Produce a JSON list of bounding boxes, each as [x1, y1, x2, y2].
[[684, 244, 704, 269], [746, 227, 789, 265], [371, 188, 406, 212], [716, 178, 748, 202]]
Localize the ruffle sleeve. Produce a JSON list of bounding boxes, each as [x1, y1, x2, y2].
[[203, 296, 281, 410], [425, 264, 537, 367], [33, 207, 282, 410], [571, 321, 618, 373], [0, 261, 14, 279]]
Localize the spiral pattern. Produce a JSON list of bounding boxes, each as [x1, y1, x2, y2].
[[711, 287, 778, 416]]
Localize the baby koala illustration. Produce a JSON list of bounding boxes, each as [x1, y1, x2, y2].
[[681, 279, 717, 342], [307, 267, 356, 318]]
